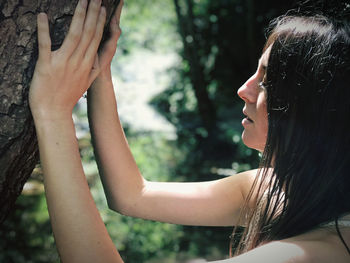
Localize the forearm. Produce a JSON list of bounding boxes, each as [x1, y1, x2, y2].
[[86, 79, 250, 227], [34, 117, 122, 262], [87, 77, 146, 213]]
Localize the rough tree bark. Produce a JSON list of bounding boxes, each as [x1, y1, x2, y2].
[[0, 0, 120, 224]]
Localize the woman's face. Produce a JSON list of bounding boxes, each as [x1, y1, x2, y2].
[[237, 46, 271, 152]]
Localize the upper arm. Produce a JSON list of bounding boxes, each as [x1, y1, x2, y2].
[[117, 169, 258, 226]]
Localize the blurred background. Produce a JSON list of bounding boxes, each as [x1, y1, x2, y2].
[[0, 0, 292, 262]]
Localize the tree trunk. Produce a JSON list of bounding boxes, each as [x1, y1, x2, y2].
[[0, 0, 119, 224], [173, 0, 217, 135]]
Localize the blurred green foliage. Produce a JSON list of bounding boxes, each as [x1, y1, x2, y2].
[[0, 0, 296, 262], [0, 193, 59, 263]]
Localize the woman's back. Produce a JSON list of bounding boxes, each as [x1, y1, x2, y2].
[[223, 225, 350, 263], [287, 223, 350, 263]]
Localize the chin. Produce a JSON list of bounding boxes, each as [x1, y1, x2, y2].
[[241, 131, 265, 152]]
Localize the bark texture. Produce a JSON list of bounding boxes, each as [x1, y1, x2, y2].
[[0, 0, 119, 224]]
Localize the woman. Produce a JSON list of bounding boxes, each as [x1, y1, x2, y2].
[[29, 0, 350, 261]]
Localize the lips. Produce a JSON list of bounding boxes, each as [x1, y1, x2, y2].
[[243, 110, 254, 123]]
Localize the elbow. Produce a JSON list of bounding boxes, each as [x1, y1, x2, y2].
[[105, 178, 148, 217], [105, 192, 142, 217], [106, 197, 130, 216], [106, 198, 121, 213]]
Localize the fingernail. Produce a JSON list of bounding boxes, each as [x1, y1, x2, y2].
[[80, 0, 87, 8], [38, 12, 47, 22]]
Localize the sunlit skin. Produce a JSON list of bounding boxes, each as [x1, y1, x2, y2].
[[28, 0, 350, 260], [237, 46, 271, 152]]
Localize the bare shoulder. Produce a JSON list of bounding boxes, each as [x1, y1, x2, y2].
[[218, 169, 258, 209], [231, 168, 273, 208], [212, 228, 350, 263], [217, 241, 310, 263], [212, 240, 323, 263], [230, 169, 258, 194], [238, 230, 348, 263], [214, 169, 258, 199], [284, 227, 350, 263]]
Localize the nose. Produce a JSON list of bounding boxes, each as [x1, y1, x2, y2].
[[237, 74, 258, 104]]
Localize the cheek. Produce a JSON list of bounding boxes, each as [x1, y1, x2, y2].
[[241, 92, 269, 152], [258, 95, 268, 135]]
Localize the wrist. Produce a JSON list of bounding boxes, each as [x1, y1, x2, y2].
[[88, 75, 115, 99], [31, 108, 73, 125], [34, 117, 75, 141], [94, 68, 113, 85], [92, 76, 113, 89]]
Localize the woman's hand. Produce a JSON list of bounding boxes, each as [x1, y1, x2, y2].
[[29, 0, 106, 121], [94, 0, 123, 85]]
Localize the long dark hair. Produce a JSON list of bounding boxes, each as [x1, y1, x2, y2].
[[231, 14, 350, 255]]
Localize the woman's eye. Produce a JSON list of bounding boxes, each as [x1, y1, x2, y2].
[[258, 81, 266, 90]]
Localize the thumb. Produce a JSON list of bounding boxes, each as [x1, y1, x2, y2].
[[88, 54, 101, 86]]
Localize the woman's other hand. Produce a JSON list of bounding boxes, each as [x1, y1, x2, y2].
[[94, 0, 123, 84], [29, 0, 106, 121]]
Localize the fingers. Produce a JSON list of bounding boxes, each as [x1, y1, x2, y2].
[[110, 0, 123, 44], [60, 0, 88, 56], [114, 0, 124, 24], [72, 0, 103, 61], [98, 0, 123, 69], [37, 13, 51, 62], [84, 6, 106, 64]]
